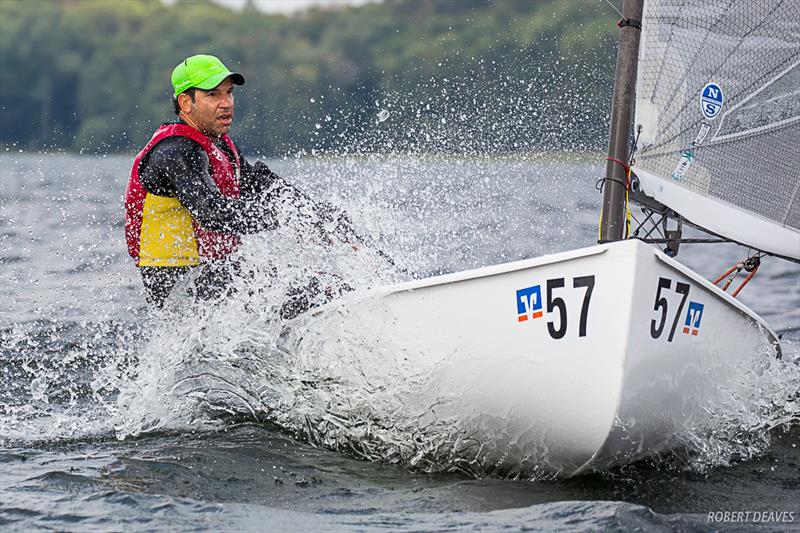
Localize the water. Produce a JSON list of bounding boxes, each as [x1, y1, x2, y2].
[[1, 153, 798, 531]]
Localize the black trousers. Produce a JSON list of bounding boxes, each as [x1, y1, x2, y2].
[[140, 262, 237, 308]]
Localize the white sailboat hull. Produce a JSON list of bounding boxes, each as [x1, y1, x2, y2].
[[307, 239, 779, 476]]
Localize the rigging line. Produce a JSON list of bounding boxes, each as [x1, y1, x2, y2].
[[713, 263, 740, 286], [641, 212, 661, 239], [595, 175, 627, 192], [629, 125, 642, 167], [731, 255, 762, 297], [625, 165, 634, 237], [631, 209, 656, 237], [625, 128, 641, 239], [713, 252, 764, 295], [629, 210, 642, 228], [603, 0, 624, 19], [642, 213, 667, 240], [731, 265, 759, 298]]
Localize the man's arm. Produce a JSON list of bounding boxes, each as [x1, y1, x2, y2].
[[237, 152, 283, 198], [237, 152, 359, 244], [139, 137, 278, 234]]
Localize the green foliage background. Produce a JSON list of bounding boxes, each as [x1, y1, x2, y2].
[[0, 0, 617, 155]]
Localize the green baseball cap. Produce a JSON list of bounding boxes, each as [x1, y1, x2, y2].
[[171, 54, 245, 98]]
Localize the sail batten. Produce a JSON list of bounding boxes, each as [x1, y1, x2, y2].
[[634, 0, 800, 259]]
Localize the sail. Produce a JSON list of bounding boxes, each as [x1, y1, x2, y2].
[[633, 0, 800, 260]]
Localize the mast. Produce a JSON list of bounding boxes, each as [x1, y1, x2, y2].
[[599, 0, 644, 242]]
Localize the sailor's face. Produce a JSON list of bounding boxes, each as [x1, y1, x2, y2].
[[184, 78, 235, 137]]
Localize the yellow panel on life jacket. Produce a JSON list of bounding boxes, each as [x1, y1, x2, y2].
[[138, 193, 200, 267]]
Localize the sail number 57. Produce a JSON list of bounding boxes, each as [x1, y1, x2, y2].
[[650, 277, 690, 341], [547, 276, 596, 339], [517, 275, 595, 339]]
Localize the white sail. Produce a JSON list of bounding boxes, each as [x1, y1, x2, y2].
[[634, 0, 800, 260]]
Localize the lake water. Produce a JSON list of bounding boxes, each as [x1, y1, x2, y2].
[[1, 153, 798, 531]]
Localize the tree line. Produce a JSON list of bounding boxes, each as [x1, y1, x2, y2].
[[0, 0, 618, 156]]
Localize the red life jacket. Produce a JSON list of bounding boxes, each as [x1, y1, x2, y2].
[[125, 123, 241, 267]]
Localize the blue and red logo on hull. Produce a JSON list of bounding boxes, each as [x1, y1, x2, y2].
[[683, 301, 704, 336], [516, 284, 543, 322]]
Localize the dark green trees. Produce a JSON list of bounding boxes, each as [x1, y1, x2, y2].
[[0, 0, 615, 155]]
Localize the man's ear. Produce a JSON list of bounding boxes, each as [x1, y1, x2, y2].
[[178, 92, 194, 114]]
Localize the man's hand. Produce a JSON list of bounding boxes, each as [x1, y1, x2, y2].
[[312, 201, 360, 245], [332, 211, 359, 243]]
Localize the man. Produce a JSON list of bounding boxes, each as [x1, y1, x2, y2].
[[125, 54, 352, 309]]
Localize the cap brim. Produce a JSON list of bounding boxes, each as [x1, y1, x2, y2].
[[195, 71, 245, 91]]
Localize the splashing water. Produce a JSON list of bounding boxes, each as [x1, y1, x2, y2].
[[85, 191, 800, 480], [676, 340, 800, 472]]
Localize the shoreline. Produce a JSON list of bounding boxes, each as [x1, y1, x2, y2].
[[0, 148, 605, 164]]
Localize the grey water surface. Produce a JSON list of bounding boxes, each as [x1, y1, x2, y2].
[[1, 153, 798, 531]]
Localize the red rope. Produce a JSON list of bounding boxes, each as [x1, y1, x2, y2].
[[713, 261, 759, 298], [722, 275, 737, 292], [606, 157, 630, 188], [713, 264, 740, 287], [732, 264, 759, 298], [606, 157, 629, 172]]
